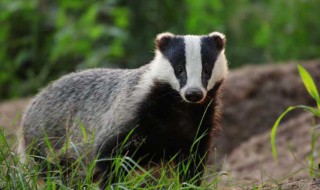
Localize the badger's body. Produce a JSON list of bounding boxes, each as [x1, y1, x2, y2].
[[19, 32, 228, 187]]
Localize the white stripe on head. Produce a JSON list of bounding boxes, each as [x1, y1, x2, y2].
[[207, 50, 228, 90], [181, 36, 206, 99]]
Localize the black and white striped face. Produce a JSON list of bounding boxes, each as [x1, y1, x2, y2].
[[152, 32, 228, 103]]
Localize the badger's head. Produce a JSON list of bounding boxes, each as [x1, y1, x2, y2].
[[150, 32, 228, 103]]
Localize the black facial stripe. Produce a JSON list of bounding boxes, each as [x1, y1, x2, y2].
[[200, 36, 222, 89], [160, 37, 187, 88]]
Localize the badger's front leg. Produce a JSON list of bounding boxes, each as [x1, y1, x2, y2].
[[176, 140, 208, 186], [176, 153, 206, 186], [94, 131, 132, 189]]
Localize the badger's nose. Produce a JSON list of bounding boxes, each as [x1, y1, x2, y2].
[[185, 88, 203, 102]]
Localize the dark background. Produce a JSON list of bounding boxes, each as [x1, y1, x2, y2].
[[1, 0, 320, 100]]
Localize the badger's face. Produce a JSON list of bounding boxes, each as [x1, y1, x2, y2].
[[152, 32, 228, 103]]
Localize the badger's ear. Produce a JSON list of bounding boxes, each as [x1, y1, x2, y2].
[[209, 32, 226, 50], [156, 32, 174, 52]]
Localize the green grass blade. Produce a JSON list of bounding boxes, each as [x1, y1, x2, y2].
[[296, 105, 320, 117], [271, 106, 296, 161], [79, 122, 88, 143], [297, 64, 320, 109], [271, 105, 320, 161]]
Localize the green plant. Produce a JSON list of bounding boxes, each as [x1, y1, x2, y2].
[[270, 64, 320, 176]]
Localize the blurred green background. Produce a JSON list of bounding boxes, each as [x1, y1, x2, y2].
[[0, 0, 320, 100]]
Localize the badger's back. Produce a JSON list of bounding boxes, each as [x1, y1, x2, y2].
[[21, 67, 146, 154]]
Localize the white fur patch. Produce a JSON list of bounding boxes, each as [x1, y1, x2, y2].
[[207, 50, 228, 90], [181, 36, 206, 102], [140, 51, 180, 92]]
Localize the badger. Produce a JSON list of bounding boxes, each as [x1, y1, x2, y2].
[[18, 32, 228, 187]]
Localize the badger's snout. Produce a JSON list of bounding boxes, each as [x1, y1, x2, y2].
[[184, 88, 204, 103]]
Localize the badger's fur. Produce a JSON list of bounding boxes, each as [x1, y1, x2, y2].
[[19, 32, 228, 187]]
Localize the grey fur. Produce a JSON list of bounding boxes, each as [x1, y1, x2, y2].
[[21, 65, 151, 162]]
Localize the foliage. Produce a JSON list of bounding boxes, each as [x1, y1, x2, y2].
[[1, 0, 320, 99], [0, 0, 128, 99], [270, 64, 320, 177]]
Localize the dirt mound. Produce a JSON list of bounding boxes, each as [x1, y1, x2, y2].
[[217, 60, 320, 155], [225, 112, 320, 179], [216, 60, 320, 188]]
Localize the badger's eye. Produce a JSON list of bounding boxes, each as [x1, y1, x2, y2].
[[203, 63, 211, 76], [176, 67, 183, 75], [204, 67, 211, 75]]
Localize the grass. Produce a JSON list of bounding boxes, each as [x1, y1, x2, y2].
[[0, 128, 228, 190], [0, 130, 93, 189]]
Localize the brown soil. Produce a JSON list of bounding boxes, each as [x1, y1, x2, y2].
[[0, 98, 30, 136]]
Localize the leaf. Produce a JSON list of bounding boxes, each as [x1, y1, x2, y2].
[[271, 106, 296, 161], [297, 64, 320, 109], [296, 105, 320, 117], [271, 105, 320, 161]]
